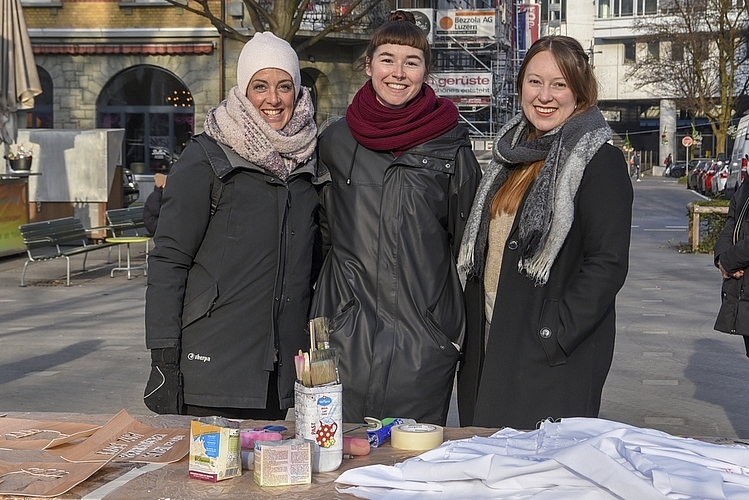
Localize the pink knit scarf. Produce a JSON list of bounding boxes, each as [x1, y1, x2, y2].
[[203, 86, 317, 180]]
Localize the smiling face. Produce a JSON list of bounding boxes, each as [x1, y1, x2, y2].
[[246, 68, 295, 130], [520, 50, 577, 133], [366, 43, 427, 109]]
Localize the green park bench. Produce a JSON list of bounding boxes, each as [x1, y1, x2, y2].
[[18, 217, 117, 286]]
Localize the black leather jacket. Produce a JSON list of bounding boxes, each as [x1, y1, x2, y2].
[[311, 119, 481, 425]]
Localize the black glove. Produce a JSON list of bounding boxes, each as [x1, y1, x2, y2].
[[144, 348, 184, 414]]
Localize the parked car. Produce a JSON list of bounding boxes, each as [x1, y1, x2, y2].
[[700, 160, 720, 195], [712, 161, 730, 196], [664, 162, 686, 178], [123, 168, 140, 207], [726, 114, 749, 199], [726, 154, 748, 199], [687, 159, 711, 191]]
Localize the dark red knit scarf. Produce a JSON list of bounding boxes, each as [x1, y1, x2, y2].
[[346, 81, 459, 153]]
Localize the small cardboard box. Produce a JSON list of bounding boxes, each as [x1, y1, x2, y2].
[[254, 439, 312, 487], [188, 419, 241, 482]]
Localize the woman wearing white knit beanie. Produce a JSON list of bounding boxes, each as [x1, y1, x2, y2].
[[145, 31, 320, 420]]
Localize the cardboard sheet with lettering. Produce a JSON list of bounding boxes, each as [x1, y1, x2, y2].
[[0, 418, 101, 450], [0, 449, 112, 498], [60, 410, 188, 464]]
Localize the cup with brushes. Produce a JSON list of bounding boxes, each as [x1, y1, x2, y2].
[[294, 317, 344, 472], [295, 316, 339, 388]]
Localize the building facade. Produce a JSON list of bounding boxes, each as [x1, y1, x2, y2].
[[21, 0, 739, 182], [544, 0, 742, 165], [21, 0, 383, 186]]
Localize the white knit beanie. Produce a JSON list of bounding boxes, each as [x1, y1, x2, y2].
[[237, 32, 301, 97]]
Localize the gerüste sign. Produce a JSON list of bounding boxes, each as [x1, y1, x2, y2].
[[429, 73, 493, 99]]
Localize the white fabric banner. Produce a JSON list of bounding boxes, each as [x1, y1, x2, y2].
[[336, 417, 749, 499]]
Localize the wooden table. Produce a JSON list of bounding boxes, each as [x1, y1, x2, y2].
[[0, 412, 497, 499]]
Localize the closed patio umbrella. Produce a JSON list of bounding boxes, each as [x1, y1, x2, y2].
[[1, 0, 41, 154]]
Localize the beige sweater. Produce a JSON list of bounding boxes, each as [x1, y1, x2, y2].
[[484, 212, 515, 324]]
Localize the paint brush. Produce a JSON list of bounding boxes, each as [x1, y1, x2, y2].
[[313, 316, 329, 349], [295, 350, 306, 382], [309, 347, 339, 386], [309, 319, 316, 353], [302, 352, 312, 387]]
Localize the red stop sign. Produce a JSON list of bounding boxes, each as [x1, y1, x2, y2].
[[682, 136, 693, 147]]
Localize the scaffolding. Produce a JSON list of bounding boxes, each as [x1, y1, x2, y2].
[[400, 2, 519, 137]]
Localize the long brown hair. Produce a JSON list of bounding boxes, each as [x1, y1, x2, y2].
[[491, 36, 597, 216], [490, 160, 544, 216]]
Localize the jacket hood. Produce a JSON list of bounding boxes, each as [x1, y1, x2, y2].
[[212, 137, 317, 181]]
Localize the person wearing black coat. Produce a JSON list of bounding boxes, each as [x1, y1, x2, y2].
[[713, 179, 749, 357], [457, 36, 633, 430], [311, 12, 481, 426], [144, 32, 319, 419], [143, 172, 166, 235]]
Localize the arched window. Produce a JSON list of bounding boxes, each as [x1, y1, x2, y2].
[[17, 66, 53, 128], [97, 65, 194, 174]]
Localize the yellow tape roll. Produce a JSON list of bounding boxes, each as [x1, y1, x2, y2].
[[390, 423, 444, 451]]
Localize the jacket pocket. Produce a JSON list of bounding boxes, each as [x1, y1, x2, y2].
[[715, 279, 740, 333], [182, 282, 218, 328], [425, 309, 462, 357], [538, 299, 567, 367], [329, 298, 357, 339]]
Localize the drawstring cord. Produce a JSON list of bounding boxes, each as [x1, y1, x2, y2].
[[346, 143, 359, 185]]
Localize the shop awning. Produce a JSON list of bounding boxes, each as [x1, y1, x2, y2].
[[33, 43, 214, 55]]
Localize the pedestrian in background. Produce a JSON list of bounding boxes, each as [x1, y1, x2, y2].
[[457, 35, 633, 430], [632, 152, 641, 181], [144, 32, 319, 418], [143, 172, 166, 235], [713, 179, 749, 358], [311, 10, 482, 426]]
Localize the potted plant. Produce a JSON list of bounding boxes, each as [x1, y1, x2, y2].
[[5, 143, 33, 171]]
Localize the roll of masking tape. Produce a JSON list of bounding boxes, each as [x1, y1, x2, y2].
[[390, 423, 444, 451]]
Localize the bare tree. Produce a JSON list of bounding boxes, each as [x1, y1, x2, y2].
[[628, 0, 749, 154], [166, 0, 388, 52]]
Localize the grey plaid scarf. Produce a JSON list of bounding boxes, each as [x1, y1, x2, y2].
[[457, 106, 612, 286], [203, 86, 317, 180]]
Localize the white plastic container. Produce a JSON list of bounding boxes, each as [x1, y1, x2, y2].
[[294, 381, 343, 472]]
